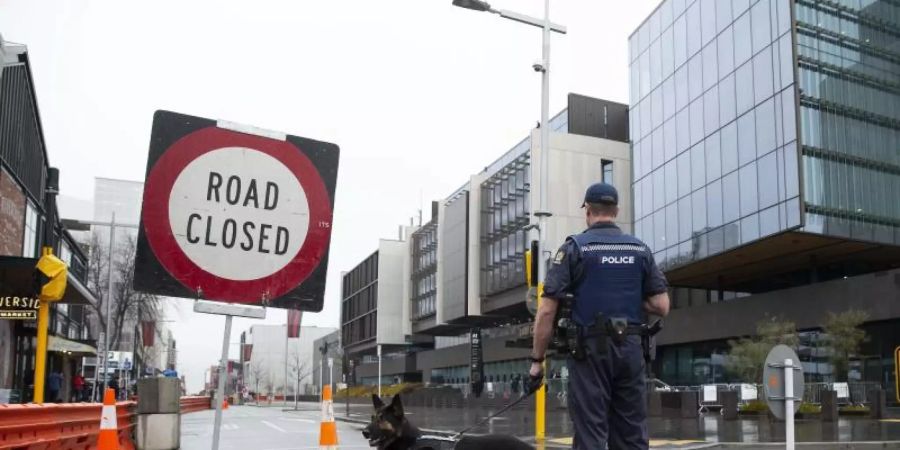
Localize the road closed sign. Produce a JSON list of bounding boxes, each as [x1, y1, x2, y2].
[[134, 110, 339, 311]]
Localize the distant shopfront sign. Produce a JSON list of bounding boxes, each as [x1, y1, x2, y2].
[[0, 296, 39, 320]]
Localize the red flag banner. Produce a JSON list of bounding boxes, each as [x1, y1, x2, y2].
[[141, 321, 155, 347], [242, 344, 253, 361], [287, 310, 303, 338]]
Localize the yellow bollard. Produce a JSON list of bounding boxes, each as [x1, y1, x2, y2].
[[33, 246, 68, 404], [535, 283, 546, 442]]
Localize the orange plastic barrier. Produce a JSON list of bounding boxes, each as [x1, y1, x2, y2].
[[179, 396, 212, 414], [0, 401, 135, 450]]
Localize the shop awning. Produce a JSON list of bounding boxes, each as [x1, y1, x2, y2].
[[0, 255, 99, 306], [48, 335, 97, 356]]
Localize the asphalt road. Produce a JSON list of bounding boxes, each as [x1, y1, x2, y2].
[[181, 405, 372, 450]]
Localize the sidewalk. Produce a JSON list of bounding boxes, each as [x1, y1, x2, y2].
[[317, 402, 900, 449]]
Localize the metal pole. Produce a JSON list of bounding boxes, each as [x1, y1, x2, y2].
[[211, 314, 232, 450], [377, 344, 382, 399], [534, 0, 551, 443], [329, 357, 333, 394], [294, 346, 300, 410], [785, 358, 795, 450], [101, 212, 116, 395], [284, 325, 288, 408], [33, 296, 50, 403]]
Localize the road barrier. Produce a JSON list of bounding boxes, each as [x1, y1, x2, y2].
[[0, 401, 135, 450], [180, 396, 213, 414]]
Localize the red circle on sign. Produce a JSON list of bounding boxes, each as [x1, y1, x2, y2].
[[142, 126, 332, 303]]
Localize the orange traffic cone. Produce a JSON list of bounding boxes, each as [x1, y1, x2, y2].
[[97, 388, 119, 450], [222, 399, 229, 410], [318, 385, 338, 449]]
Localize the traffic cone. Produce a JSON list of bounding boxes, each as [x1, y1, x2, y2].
[[318, 385, 338, 449], [222, 399, 229, 410], [97, 388, 119, 450]]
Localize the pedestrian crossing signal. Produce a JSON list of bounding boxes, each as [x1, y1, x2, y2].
[[36, 247, 67, 302]]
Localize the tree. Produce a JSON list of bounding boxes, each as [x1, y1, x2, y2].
[[288, 347, 311, 395], [822, 310, 868, 382], [248, 359, 267, 401], [726, 316, 799, 384], [85, 233, 163, 351]]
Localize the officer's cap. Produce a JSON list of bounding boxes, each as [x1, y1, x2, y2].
[[582, 182, 618, 206]]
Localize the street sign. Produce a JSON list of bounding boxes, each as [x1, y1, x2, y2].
[[134, 111, 339, 311], [763, 344, 804, 420], [327, 357, 333, 369], [123, 359, 133, 371]]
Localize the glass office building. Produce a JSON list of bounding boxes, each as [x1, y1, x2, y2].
[[630, 0, 802, 272], [630, 0, 900, 393], [630, 0, 899, 283]]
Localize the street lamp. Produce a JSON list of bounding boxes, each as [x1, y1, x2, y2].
[[452, 0, 565, 443]]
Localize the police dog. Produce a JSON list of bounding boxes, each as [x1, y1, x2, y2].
[[363, 394, 534, 450]]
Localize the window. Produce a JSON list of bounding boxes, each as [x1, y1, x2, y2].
[[602, 160, 614, 186], [23, 202, 38, 258]]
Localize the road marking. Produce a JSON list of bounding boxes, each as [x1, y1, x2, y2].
[[279, 417, 316, 423], [262, 420, 288, 433], [548, 437, 706, 447]]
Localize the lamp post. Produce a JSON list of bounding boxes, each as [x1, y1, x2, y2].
[[452, 0, 565, 443]]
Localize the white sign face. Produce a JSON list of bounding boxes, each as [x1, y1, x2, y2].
[[328, 357, 333, 368], [702, 384, 718, 402], [833, 382, 849, 399], [168, 147, 310, 281], [740, 384, 758, 401]]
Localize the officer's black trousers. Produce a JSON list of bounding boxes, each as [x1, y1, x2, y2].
[[567, 335, 648, 450]]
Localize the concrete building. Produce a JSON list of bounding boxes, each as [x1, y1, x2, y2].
[[629, 0, 899, 400], [0, 35, 98, 403], [241, 324, 336, 396], [311, 330, 342, 392], [342, 93, 631, 386]]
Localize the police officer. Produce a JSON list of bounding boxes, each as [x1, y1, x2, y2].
[[529, 182, 670, 450]]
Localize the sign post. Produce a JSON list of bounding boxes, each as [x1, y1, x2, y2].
[[763, 345, 804, 450], [134, 111, 339, 450]]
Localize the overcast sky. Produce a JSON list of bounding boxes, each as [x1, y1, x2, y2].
[[1, 0, 657, 393]]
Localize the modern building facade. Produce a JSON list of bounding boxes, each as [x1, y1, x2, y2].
[[629, 0, 899, 399], [342, 94, 632, 386], [0, 36, 98, 403]]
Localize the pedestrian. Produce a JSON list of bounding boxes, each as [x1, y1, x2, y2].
[[529, 182, 670, 450], [73, 373, 85, 402], [511, 374, 520, 394], [47, 370, 63, 403], [108, 375, 120, 400]]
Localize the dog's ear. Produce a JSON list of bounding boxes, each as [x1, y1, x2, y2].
[[372, 393, 384, 409], [390, 394, 404, 418]]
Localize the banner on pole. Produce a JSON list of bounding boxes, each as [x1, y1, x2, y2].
[[287, 310, 303, 338], [141, 321, 156, 347], [242, 344, 253, 362]]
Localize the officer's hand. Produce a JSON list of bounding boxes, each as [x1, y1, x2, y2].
[[527, 363, 544, 394]]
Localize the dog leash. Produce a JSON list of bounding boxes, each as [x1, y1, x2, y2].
[[451, 379, 543, 440]]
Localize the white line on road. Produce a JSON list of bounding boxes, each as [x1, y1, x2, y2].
[[278, 417, 316, 423], [261, 420, 288, 433]]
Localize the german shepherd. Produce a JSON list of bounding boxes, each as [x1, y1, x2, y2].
[[363, 394, 534, 450]]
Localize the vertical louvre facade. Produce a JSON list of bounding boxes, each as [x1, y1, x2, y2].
[[795, 0, 900, 243], [341, 252, 378, 348], [0, 64, 46, 203], [411, 221, 438, 320], [630, 0, 804, 271], [479, 152, 530, 297]]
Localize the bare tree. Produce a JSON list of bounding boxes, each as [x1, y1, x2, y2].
[[248, 359, 266, 400], [288, 348, 312, 395], [85, 233, 163, 351]]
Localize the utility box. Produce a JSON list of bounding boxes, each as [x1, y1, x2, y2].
[[137, 377, 181, 414], [136, 414, 180, 450]]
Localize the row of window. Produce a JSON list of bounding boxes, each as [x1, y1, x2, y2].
[[796, 1, 900, 60], [631, 0, 792, 106], [635, 87, 800, 223], [342, 311, 376, 347], [342, 283, 376, 325], [632, 29, 794, 153], [480, 154, 530, 297], [342, 252, 377, 299]]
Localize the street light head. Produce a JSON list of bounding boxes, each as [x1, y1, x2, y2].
[[452, 0, 491, 12]]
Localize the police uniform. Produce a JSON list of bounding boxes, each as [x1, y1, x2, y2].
[[543, 183, 668, 450]]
